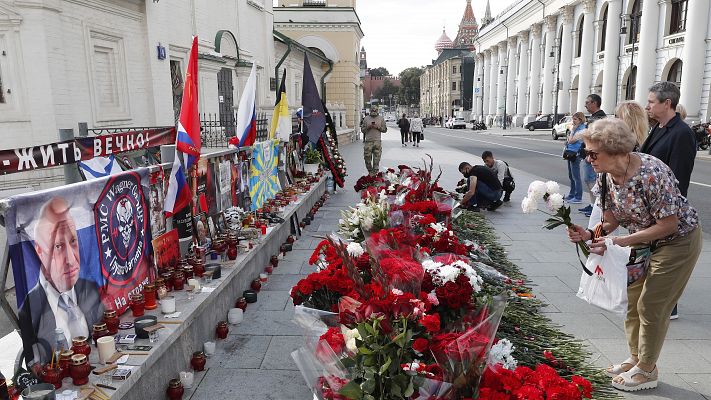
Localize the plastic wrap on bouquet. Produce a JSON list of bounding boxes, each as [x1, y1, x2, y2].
[[366, 233, 424, 296], [429, 295, 507, 399], [432, 191, 458, 226], [413, 376, 454, 400], [294, 305, 341, 338], [292, 341, 350, 400]]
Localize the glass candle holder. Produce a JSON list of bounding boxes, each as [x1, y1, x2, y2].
[[129, 294, 145, 317], [92, 323, 110, 345], [69, 354, 90, 386], [215, 321, 229, 339], [71, 336, 90, 356], [103, 310, 119, 335], [143, 283, 158, 310]]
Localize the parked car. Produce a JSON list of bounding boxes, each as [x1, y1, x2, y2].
[[385, 115, 396, 123], [445, 117, 467, 129], [551, 116, 573, 140], [524, 114, 565, 131]]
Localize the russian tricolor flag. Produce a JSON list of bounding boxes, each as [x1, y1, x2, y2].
[[165, 36, 200, 216], [230, 64, 257, 147]]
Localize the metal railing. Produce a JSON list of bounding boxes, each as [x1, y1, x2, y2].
[[201, 113, 269, 148]]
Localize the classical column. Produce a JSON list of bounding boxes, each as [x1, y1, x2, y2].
[[516, 31, 530, 126], [601, 0, 622, 113], [496, 41, 507, 120], [633, 0, 660, 101], [557, 5, 574, 114], [679, 0, 710, 119], [541, 15, 558, 115], [527, 23, 543, 122], [482, 51, 491, 120], [506, 36, 518, 124], [488, 46, 499, 124], [576, 0, 596, 112]]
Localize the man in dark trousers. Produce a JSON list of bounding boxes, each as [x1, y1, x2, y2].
[[640, 81, 697, 321], [458, 162, 503, 211], [579, 94, 607, 217]]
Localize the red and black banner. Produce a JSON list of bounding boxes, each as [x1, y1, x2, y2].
[[0, 127, 176, 175]]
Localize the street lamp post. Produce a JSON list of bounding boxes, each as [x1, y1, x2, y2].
[[552, 37, 561, 123], [502, 23, 509, 130], [619, 14, 636, 100]]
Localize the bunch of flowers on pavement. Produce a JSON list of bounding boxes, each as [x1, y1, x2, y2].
[[290, 163, 614, 399]]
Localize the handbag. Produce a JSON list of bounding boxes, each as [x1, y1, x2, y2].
[[419, 132, 424, 141], [577, 237, 630, 314], [501, 161, 515, 192], [562, 149, 578, 161]]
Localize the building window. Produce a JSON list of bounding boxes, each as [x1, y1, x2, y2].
[[170, 60, 183, 125], [452, 65, 457, 74], [0, 67, 5, 104], [669, 0, 687, 34], [667, 59, 683, 87], [576, 16, 584, 58], [629, 0, 642, 45], [625, 66, 637, 100], [87, 30, 130, 123], [600, 6, 608, 51], [452, 81, 457, 91]]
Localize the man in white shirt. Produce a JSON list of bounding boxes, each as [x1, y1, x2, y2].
[[482, 151, 514, 202], [18, 197, 104, 365]]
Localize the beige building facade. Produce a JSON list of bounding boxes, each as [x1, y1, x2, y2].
[[275, 0, 364, 131]]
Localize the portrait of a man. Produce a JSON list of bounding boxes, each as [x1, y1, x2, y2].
[[18, 197, 104, 364]]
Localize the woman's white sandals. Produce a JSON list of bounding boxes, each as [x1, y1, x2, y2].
[[612, 365, 658, 392], [605, 357, 637, 377]]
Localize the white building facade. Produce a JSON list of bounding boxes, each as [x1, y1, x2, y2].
[[473, 0, 709, 126]]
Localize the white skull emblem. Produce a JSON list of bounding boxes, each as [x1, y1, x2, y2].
[[116, 199, 135, 249]]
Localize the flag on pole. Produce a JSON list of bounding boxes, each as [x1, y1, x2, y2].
[[165, 36, 200, 216], [79, 155, 123, 180], [301, 53, 326, 145], [176, 36, 201, 170], [230, 64, 257, 147], [269, 69, 291, 141]]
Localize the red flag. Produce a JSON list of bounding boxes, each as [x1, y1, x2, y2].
[[176, 36, 201, 164]]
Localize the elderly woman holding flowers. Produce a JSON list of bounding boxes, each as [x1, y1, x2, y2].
[[567, 118, 702, 392]]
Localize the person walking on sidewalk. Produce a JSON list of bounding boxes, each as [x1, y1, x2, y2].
[[615, 101, 649, 149], [360, 105, 387, 175], [640, 82, 697, 321], [567, 118, 702, 392], [409, 115, 423, 147], [564, 112, 586, 204], [481, 151, 514, 202], [458, 162, 503, 211], [397, 113, 411, 147]]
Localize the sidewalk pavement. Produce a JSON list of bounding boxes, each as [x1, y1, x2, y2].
[[191, 132, 710, 399]]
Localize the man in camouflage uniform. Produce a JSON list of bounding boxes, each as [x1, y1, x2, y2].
[[360, 105, 387, 175]]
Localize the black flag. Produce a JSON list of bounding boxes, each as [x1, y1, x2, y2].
[[301, 53, 326, 145]]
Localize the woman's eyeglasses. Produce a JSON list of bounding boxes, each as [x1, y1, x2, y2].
[[583, 149, 599, 160]]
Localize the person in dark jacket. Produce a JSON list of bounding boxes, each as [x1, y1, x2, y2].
[[641, 81, 697, 321], [458, 162, 503, 211], [397, 114, 410, 147]]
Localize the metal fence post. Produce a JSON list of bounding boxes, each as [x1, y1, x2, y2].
[[58, 128, 82, 184]]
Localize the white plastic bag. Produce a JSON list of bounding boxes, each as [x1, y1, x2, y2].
[[577, 238, 630, 315]]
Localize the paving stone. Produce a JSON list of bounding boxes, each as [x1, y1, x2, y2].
[[678, 373, 711, 398], [263, 274, 303, 291], [544, 313, 624, 339], [190, 368, 312, 400], [231, 310, 301, 336], [212, 335, 271, 369], [260, 335, 307, 371], [249, 291, 290, 311]]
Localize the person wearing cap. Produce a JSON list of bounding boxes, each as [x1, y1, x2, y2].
[[360, 105, 387, 175]]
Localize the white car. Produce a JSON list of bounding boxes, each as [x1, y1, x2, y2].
[[385, 115, 396, 123], [445, 117, 467, 129], [551, 116, 572, 140]]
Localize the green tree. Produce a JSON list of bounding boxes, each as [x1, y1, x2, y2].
[[397, 67, 423, 106], [373, 79, 399, 104], [369, 67, 390, 77]]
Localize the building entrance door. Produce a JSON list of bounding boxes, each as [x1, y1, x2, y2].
[[217, 68, 235, 136]]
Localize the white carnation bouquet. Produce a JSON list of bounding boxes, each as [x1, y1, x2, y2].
[[337, 196, 390, 242], [521, 180, 589, 257]]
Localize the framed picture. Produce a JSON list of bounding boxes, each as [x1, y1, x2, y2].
[[212, 213, 227, 233], [152, 229, 180, 271], [193, 213, 210, 246]]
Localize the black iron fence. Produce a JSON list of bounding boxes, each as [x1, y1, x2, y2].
[[200, 112, 269, 148]]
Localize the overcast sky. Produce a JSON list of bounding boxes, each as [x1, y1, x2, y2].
[[356, 0, 516, 76]]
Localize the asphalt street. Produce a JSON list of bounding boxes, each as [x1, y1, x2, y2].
[[404, 123, 711, 235]]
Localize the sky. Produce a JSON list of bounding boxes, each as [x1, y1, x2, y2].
[[356, 0, 517, 76]]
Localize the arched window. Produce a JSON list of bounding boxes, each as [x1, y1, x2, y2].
[[667, 59, 683, 87], [600, 6, 608, 51], [629, 0, 642, 45], [625, 66, 637, 100], [669, 0, 688, 34], [576, 16, 584, 58]]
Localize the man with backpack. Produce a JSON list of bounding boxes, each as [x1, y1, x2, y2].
[[482, 151, 515, 202]]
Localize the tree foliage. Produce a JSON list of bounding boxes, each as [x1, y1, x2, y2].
[[373, 79, 399, 103], [369, 67, 390, 77], [397, 67, 423, 106]]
